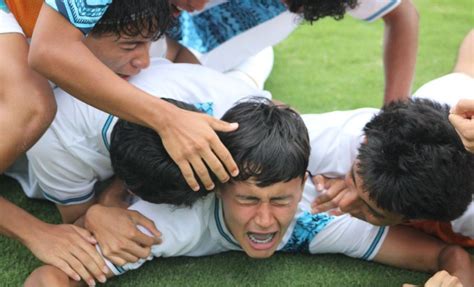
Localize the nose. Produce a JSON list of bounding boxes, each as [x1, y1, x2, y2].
[[131, 44, 151, 70], [254, 203, 274, 229]]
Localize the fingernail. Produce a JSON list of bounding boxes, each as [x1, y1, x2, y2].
[[88, 279, 96, 286], [99, 275, 107, 283], [193, 185, 200, 192], [230, 122, 239, 129], [74, 274, 81, 281], [103, 266, 109, 274], [207, 184, 215, 190], [231, 169, 239, 177], [317, 184, 324, 191]]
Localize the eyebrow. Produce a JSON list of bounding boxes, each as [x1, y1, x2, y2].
[[352, 165, 385, 219]]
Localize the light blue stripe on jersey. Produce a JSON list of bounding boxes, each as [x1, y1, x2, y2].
[[214, 198, 240, 248], [101, 114, 115, 151], [0, 0, 9, 12], [361, 226, 386, 260], [168, 0, 287, 53], [45, 0, 112, 34], [43, 189, 95, 205], [282, 212, 335, 253], [363, 0, 398, 21]]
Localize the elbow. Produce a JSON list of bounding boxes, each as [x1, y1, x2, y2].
[[28, 41, 54, 76], [437, 245, 472, 282]]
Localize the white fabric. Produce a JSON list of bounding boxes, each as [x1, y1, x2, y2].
[[192, 0, 400, 72], [9, 58, 270, 204], [0, 9, 24, 35], [105, 180, 387, 276]]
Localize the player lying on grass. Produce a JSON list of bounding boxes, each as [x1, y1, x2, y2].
[[310, 30, 474, 247], [24, 98, 473, 286]]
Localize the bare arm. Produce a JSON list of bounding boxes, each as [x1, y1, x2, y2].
[[29, 4, 239, 192], [374, 225, 473, 286], [381, 0, 419, 103], [165, 36, 201, 64]]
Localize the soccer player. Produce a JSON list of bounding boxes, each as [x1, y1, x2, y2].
[[24, 98, 473, 286], [167, 0, 419, 103], [311, 30, 474, 246]]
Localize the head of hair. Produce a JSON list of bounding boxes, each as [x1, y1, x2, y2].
[[285, 0, 358, 23], [218, 97, 310, 188], [90, 0, 172, 40], [110, 97, 310, 206], [357, 98, 474, 221]]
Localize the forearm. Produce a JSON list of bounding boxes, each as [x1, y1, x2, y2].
[[382, 0, 419, 103], [0, 197, 47, 245], [29, 5, 174, 132], [437, 245, 474, 286]]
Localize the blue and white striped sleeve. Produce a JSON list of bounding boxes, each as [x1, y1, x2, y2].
[[45, 0, 112, 34], [347, 0, 401, 22], [309, 214, 389, 260]]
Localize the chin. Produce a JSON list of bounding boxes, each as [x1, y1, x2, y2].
[[243, 248, 277, 259]]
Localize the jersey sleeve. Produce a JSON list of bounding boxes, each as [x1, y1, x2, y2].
[[44, 0, 112, 34], [102, 199, 207, 276], [347, 0, 401, 22], [309, 214, 389, 260], [26, 128, 99, 205]]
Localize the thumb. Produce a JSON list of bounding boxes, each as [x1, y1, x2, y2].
[[451, 99, 474, 116], [210, 117, 239, 132], [311, 175, 326, 192], [131, 212, 162, 240], [73, 226, 97, 245], [449, 113, 470, 130]]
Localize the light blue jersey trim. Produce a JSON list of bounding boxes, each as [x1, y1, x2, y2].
[[363, 0, 398, 21], [45, 0, 112, 34], [0, 0, 9, 12], [361, 226, 386, 260], [43, 190, 95, 205], [214, 198, 240, 248], [101, 114, 115, 151]]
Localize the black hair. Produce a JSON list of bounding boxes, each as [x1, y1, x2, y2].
[[110, 97, 310, 206], [218, 97, 310, 188], [90, 0, 172, 40], [110, 98, 207, 206], [357, 98, 474, 221], [286, 0, 358, 23]]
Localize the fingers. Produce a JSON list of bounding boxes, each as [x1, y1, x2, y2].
[[425, 270, 462, 287], [129, 211, 162, 244], [450, 99, 474, 115], [208, 137, 239, 178], [64, 253, 97, 286], [74, 225, 97, 245], [449, 113, 474, 152], [311, 175, 326, 192], [54, 260, 81, 282], [189, 154, 215, 190], [210, 117, 239, 133], [178, 160, 200, 191]]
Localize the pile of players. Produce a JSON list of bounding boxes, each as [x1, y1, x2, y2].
[[0, 0, 472, 286]]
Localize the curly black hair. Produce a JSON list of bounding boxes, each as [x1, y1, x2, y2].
[[286, 0, 358, 23], [357, 98, 474, 221], [91, 0, 172, 40]]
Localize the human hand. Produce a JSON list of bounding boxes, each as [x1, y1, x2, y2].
[[449, 99, 474, 153], [311, 175, 348, 215], [159, 105, 239, 191], [25, 223, 108, 286], [402, 270, 463, 287], [84, 205, 161, 266], [170, 0, 209, 13]]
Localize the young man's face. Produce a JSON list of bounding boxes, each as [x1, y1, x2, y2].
[[219, 177, 305, 258], [83, 33, 152, 80], [339, 161, 406, 226]]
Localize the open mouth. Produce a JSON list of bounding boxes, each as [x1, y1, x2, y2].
[[246, 232, 277, 250], [117, 73, 131, 80]]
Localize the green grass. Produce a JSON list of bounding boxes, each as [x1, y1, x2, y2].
[[1, 0, 473, 286]]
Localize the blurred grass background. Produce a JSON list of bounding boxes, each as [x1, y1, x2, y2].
[[0, 0, 473, 286]]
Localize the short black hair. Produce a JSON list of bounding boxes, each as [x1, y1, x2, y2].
[[110, 97, 310, 206], [357, 98, 474, 221], [218, 97, 309, 188], [90, 0, 172, 40], [286, 0, 358, 23]]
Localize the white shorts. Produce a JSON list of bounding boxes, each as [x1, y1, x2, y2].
[[0, 9, 24, 36], [412, 73, 474, 106]]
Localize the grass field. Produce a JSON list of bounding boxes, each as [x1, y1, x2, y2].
[[1, 0, 473, 286]]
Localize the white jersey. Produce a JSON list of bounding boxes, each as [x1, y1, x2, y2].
[[169, 0, 401, 72], [8, 58, 270, 205], [304, 73, 474, 238], [104, 182, 388, 276]]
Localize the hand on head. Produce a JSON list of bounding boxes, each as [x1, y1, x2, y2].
[[449, 99, 474, 153]]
